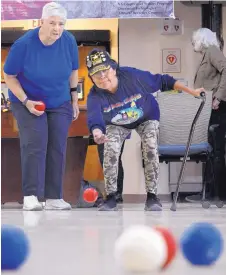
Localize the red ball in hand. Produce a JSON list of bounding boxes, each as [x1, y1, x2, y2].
[[35, 102, 46, 111], [83, 188, 98, 203]]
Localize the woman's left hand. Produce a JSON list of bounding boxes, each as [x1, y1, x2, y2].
[[72, 101, 80, 120], [192, 87, 205, 97], [212, 98, 221, 110]]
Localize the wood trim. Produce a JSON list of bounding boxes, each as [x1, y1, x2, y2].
[[1, 109, 89, 138]]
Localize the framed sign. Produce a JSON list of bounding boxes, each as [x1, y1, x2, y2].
[[162, 48, 181, 73], [77, 78, 84, 101]]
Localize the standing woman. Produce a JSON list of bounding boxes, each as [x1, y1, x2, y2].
[[3, 2, 80, 210], [191, 28, 226, 200]]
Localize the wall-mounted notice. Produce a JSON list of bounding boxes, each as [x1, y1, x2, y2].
[[162, 48, 181, 73]]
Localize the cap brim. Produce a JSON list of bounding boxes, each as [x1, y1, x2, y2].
[[89, 64, 111, 76]]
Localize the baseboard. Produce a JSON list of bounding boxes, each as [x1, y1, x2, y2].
[[123, 194, 172, 203]]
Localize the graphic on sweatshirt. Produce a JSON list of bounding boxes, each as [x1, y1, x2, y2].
[[111, 101, 143, 125], [103, 93, 142, 113]]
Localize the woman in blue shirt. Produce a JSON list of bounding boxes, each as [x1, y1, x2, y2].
[[4, 2, 79, 211], [86, 48, 204, 211]]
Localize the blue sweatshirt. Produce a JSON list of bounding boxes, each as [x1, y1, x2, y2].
[[87, 67, 177, 133], [4, 28, 79, 109]]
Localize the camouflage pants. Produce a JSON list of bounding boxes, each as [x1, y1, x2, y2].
[[103, 120, 159, 195]]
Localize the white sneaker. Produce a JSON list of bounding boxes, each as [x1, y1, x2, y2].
[[44, 199, 72, 210], [23, 196, 43, 211]]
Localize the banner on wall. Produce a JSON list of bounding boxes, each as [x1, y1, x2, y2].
[[1, 1, 174, 20]]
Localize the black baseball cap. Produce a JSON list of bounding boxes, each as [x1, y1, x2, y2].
[[86, 49, 112, 76]]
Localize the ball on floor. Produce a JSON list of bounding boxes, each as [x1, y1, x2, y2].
[[155, 226, 177, 268], [1, 225, 30, 270], [180, 222, 224, 266], [114, 225, 168, 272], [83, 188, 98, 203]]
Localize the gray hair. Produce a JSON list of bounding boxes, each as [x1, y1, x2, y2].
[[192, 28, 220, 52], [41, 2, 67, 21]]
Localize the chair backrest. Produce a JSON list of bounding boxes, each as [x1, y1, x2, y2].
[[156, 91, 213, 145]]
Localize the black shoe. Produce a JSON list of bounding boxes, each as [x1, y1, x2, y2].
[[116, 193, 123, 203], [93, 197, 104, 208], [98, 193, 117, 211], [145, 193, 162, 211]]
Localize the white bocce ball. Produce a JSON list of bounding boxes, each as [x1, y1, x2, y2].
[[114, 225, 167, 273]]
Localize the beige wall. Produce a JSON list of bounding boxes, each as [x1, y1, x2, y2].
[[120, 2, 226, 195], [119, 2, 204, 195]]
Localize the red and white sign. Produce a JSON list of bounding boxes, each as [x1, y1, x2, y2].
[[162, 49, 181, 73], [166, 54, 177, 65]]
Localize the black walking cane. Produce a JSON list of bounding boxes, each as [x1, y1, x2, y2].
[[170, 91, 206, 211]]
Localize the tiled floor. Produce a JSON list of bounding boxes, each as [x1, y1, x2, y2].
[[1, 203, 226, 275]]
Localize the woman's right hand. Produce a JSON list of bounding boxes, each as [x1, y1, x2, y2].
[[92, 128, 109, 144], [25, 100, 45, 116]]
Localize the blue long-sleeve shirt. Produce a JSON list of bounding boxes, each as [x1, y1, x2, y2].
[[87, 67, 176, 133], [4, 27, 79, 109]]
